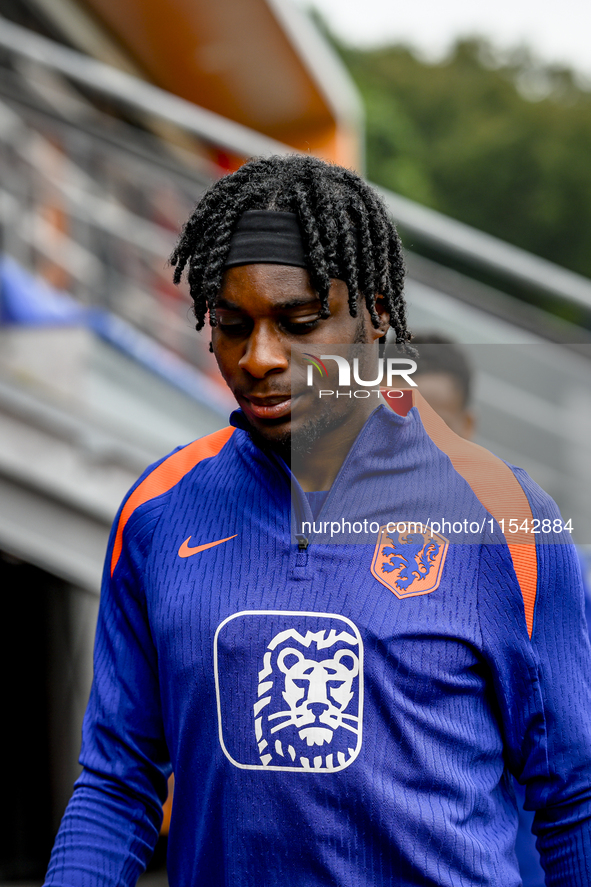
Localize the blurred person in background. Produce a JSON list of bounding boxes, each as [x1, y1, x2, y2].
[[44, 156, 591, 887], [408, 333, 474, 440], [413, 332, 591, 887]]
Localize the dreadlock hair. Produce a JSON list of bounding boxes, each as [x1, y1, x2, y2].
[[170, 154, 409, 343]]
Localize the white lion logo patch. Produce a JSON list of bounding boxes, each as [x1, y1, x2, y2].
[[215, 611, 363, 772], [254, 626, 362, 771]]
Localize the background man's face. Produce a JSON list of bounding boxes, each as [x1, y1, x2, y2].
[[212, 264, 385, 447], [414, 371, 474, 440]]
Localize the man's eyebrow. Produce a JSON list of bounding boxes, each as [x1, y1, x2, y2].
[[216, 296, 321, 312], [215, 297, 243, 311], [273, 297, 321, 311]]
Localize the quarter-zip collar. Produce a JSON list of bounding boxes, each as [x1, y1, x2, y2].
[[228, 405, 421, 548]]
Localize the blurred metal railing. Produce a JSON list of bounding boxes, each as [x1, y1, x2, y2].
[[379, 188, 591, 313], [3, 16, 591, 318], [0, 23, 219, 374], [3, 16, 591, 314], [0, 16, 289, 162]]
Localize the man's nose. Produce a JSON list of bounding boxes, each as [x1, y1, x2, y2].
[[238, 324, 289, 378]]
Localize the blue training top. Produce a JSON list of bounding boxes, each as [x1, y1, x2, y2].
[[45, 397, 591, 886]]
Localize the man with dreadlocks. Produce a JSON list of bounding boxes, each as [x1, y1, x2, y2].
[[45, 155, 591, 887]]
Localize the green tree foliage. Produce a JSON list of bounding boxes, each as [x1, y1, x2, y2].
[[339, 39, 591, 279]]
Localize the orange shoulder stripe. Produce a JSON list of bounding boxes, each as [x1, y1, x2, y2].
[[395, 391, 538, 637], [110, 426, 235, 576]]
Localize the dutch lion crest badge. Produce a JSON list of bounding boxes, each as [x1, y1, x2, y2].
[[371, 522, 448, 598]]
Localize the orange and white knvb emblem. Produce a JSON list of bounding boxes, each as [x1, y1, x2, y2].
[[371, 522, 449, 599]]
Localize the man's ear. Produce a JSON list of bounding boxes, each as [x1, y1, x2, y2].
[[373, 295, 390, 339]]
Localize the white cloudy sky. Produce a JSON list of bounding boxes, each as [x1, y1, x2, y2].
[[293, 0, 591, 79]]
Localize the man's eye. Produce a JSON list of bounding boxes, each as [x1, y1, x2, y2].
[[283, 317, 321, 334], [218, 318, 250, 333]]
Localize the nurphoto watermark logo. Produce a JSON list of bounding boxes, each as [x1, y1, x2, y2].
[[304, 353, 417, 399]]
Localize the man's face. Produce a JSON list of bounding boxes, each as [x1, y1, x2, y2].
[[212, 264, 386, 447]]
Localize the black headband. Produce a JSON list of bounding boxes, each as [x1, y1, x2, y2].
[[224, 210, 307, 270]]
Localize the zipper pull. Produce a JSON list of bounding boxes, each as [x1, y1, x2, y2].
[[296, 534, 309, 551]]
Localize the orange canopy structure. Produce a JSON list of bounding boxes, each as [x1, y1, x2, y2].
[[76, 0, 363, 169]]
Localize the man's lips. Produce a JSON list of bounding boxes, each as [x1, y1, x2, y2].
[[241, 394, 293, 420]]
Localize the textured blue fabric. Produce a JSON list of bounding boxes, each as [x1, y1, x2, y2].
[[45, 405, 591, 886], [305, 490, 330, 520], [515, 779, 546, 887], [514, 548, 591, 886]]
